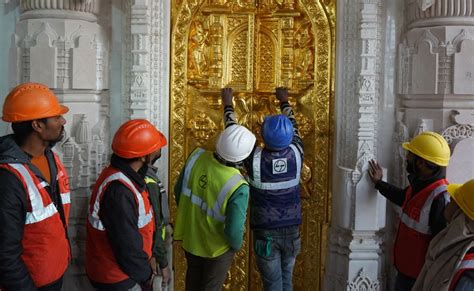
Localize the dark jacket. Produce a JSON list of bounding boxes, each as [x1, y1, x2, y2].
[[375, 169, 448, 237], [237, 101, 304, 230], [89, 154, 153, 290], [145, 166, 169, 269], [0, 134, 66, 291]]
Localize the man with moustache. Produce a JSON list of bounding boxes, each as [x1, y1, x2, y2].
[[368, 131, 451, 291], [86, 119, 167, 290], [0, 83, 71, 291]]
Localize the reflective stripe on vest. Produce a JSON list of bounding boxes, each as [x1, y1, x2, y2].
[[458, 259, 474, 270], [400, 184, 447, 235], [37, 180, 71, 205], [144, 176, 170, 225], [249, 144, 301, 190], [144, 176, 169, 240], [9, 163, 60, 225], [449, 253, 474, 291], [181, 148, 243, 223], [56, 169, 71, 205], [88, 172, 153, 231], [60, 193, 70, 204]]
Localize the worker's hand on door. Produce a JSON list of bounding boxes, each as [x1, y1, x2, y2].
[[221, 87, 233, 107], [275, 87, 289, 103], [368, 159, 383, 184]]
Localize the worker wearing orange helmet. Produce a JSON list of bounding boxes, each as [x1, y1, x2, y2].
[[0, 83, 70, 291], [368, 131, 451, 290], [86, 119, 167, 290]]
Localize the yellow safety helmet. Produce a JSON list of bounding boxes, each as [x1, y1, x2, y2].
[[447, 179, 474, 220], [402, 131, 450, 167]]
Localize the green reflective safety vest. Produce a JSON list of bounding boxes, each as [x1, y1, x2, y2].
[[174, 148, 247, 258]]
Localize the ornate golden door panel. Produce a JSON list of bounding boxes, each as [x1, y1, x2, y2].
[[170, 1, 335, 290]]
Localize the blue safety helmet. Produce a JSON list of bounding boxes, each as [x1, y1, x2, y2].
[[261, 114, 294, 150]]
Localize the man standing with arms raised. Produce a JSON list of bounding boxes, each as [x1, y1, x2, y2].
[[221, 87, 304, 291]]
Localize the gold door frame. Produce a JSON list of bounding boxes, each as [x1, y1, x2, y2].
[[170, 1, 335, 290]]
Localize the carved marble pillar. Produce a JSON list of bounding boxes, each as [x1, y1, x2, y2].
[[325, 0, 387, 290], [12, 1, 109, 289], [399, 0, 474, 135], [129, 0, 151, 120], [124, 0, 170, 184]]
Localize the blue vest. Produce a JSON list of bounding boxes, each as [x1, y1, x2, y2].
[[248, 144, 302, 229]]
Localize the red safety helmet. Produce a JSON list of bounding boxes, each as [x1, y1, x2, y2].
[[2, 82, 69, 122], [112, 119, 167, 159]]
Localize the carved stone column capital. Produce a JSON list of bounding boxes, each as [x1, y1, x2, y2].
[[399, 0, 474, 135], [20, 0, 99, 22], [408, 0, 474, 28]]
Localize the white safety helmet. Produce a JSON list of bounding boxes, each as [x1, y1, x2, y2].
[[216, 124, 256, 163]]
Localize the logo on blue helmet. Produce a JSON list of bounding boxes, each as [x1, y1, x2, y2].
[[261, 114, 294, 150]]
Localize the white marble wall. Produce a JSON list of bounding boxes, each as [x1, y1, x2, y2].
[[0, 1, 19, 134], [399, 0, 474, 134], [397, 0, 474, 192]]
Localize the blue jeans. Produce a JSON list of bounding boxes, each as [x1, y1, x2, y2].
[[253, 226, 301, 291]]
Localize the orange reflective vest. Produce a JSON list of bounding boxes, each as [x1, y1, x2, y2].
[[449, 251, 474, 291], [86, 166, 154, 284], [0, 154, 71, 287], [393, 179, 448, 278]]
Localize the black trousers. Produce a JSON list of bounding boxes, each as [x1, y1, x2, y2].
[[184, 250, 236, 291], [394, 272, 416, 291]]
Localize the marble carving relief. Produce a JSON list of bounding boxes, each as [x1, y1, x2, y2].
[[325, 0, 388, 290], [399, 0, 474, 132], [396, 3, 474, 241]]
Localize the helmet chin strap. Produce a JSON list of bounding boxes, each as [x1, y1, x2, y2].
[[213, 152, 241, 168]]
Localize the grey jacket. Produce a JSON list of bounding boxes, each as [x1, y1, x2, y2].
[[413, 209, 474, 291]]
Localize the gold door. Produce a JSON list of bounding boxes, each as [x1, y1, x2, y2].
[[170, 1, 335, 290]]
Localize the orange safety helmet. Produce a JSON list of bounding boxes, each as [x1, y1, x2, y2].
[[112, 119, 167, 159], [2, 82, 69, 122]]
